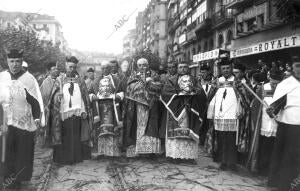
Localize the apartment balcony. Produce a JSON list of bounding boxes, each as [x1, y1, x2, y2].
[[212, 8, 234, 29], [168, 17, 181, 33], [195, 12, 212, 36], [186, 29, 196, 44], [259, 19, 285, 31], [236, 19, 285, 38], [226, 0, 252, 9], [173, 43, 179, 52]]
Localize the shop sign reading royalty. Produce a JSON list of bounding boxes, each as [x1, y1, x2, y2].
[[230, 35, 300, 58]]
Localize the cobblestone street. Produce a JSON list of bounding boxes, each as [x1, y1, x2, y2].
[[45, 149, 270, 191]]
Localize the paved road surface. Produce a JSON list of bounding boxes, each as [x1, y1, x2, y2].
[[46, 149, 270, 191]]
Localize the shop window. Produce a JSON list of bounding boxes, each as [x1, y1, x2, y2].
[[237, 22, 243, 33], [218, 34, 224, 48], [257, 14, 265, 28], [246, 18, 257, 31], [226, 30, 233, 45]]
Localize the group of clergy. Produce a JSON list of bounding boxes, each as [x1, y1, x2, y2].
[[0, 48, 299, 191]]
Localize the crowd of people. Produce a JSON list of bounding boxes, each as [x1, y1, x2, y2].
[[0, 48, 299, 191]]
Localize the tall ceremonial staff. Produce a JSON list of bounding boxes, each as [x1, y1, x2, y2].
[[240, 81, 276, 167], [241, 81, 276, 117], [0, 105, 7, 163]]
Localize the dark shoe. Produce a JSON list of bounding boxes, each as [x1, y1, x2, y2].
[[219, 163, 227, 170]]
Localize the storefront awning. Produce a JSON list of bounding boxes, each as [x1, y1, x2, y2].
[[193, 49, 228, 62], [230, 34, 300, 58]]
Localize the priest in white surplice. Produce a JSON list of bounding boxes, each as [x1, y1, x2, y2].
[[267, 56, 300, 191], [208, 59, 246, 171], [0, 49, 44, 190]]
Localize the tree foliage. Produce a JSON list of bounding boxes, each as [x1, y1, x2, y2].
[[0, 27, 66, 73], [132, 49, 161, 71]]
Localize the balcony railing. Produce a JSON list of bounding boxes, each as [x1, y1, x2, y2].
[[168, 17, 180, 33], [194, 11, 212, 34], [226, 0, 252, 9], [212, 7, 234, 29], [186, 29, 196, 42]]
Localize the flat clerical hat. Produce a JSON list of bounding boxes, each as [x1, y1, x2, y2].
[[87, 68, 94, 73], [66, 56, 79, 64], [233, 63, 246, 72], [7, 49, 24, 58], [219, 58, 231, 66]]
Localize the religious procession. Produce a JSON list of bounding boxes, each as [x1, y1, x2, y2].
[[0, 0, 300, 191], [0, 48, 299, 191]]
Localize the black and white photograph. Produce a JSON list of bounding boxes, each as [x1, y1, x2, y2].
[[0, 0, 300, 190]]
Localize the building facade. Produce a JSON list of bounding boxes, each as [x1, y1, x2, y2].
[[123, 29, 137, 57], [134, 0, 300, 75], [229, 0, 300, 69], [0, 10, 68, 52], [135, 0, 168, 64]]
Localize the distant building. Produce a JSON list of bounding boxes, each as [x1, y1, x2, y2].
[[165, 0, 300, 77], [123, 29, 136, 57], [0, 10, 68, 52], [135, 0, 168, 64]]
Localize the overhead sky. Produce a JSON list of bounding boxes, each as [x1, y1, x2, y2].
[[0, 0, 150, 54]]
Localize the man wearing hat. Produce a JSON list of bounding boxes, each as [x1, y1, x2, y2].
[[85, 67, 95, 93], [161, 57, 177, 82], [233, 63, 247, 82], [0, 49, 44, 189], [159, 60, 193, 143], [207, 59, 248, 170], [198, 64, 215, 148], [199, 64, 214, 98], [39, 62, 59, 146], [162, 60, 193, 94], [161, 60, 180, 94], [247, 69, 284, 174], [267, 56, 300, 191], [45, 56, 92, 165]]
